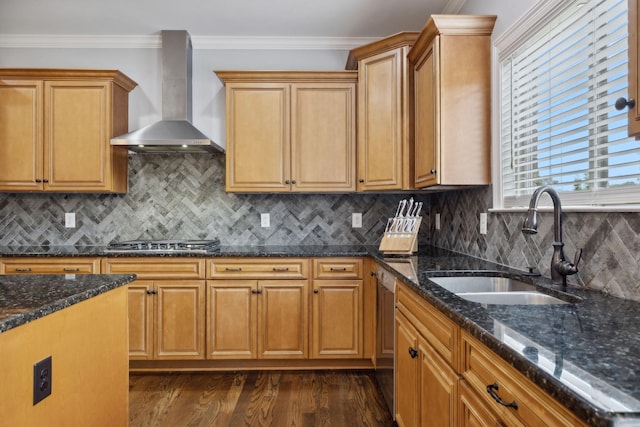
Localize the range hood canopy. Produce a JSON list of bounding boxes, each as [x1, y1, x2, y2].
[[111, 30, 224, 154]]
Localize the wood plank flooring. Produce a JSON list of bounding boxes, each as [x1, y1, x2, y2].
[[129, 370, 395, 427]]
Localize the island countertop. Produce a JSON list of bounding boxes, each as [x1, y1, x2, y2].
[[0, 273, 136, 333]]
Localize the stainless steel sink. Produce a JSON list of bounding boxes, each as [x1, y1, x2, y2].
[[454, 291, 569, 305], [428, 276, 571, 305], [429, 276, 537, 293]]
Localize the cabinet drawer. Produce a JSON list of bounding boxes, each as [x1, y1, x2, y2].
[[313, 258, 363, 279], [461, 331, 586, 427], [0, 257, 99, 274], [396, 281, 459, 368], [101, 258, 205, 279], [207, 258, 308, 279]]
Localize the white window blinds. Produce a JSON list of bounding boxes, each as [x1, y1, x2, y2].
[[500, 0, 636, 208]]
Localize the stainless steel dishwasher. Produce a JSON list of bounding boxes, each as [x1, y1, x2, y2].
[[375, 265, 396, 418]]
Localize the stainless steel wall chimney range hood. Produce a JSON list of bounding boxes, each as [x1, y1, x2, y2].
[[111, 30, 224, 154]]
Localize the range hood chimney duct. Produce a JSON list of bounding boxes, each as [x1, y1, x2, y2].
[[111, 30, 224, 153]]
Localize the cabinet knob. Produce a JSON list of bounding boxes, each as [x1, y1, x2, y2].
[[359, 179, 365, 183], [313, 289, 319, 294], [408, 347, 418, 358], [252, 289, 263, 294], [146, 289, 157, 295], [291, 180, 297, 184], [430, 169, 437, 174], [35, 179, 42, 183], [43, 179, 49, 183], [285, 180, 290, 184], [615, 97, 636, 110]]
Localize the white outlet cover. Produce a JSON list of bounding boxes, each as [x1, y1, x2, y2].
[[352, 213, 362, 228], [435, 213, 441, 230], [65, 212, 76, 228], [480, 212, 487, 235], [260, 213, 270, 228]]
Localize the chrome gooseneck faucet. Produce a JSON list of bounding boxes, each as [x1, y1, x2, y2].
[[521, 185, 582, 287]]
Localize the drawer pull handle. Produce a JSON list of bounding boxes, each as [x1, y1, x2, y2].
[[225, 267, 242, 272], [251, 289, 263, 294], [15, 268, 32, 272], [146, 290, 158, 295], [408, 347, 418, 358], [330, 267, 347, 272], [63, 268, 80, 272], [486, 383, 518, 410], [272, 267, 289, 272]]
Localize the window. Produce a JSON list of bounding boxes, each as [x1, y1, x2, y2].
[[496, 0, 637, 209]]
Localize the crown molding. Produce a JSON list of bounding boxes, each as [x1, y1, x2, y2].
[[0, 34, 379, 50]]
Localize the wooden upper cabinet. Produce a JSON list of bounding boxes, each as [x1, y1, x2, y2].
[[626, 0, 640, 136], [347, 32, 419, 191], [216, 71, 357, 192], [408, 16, 496, 188], [0, 69, 136, 193]]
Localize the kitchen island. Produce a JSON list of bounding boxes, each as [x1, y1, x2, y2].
[[1, 244, 640, 426], [0, 273, 135, 426]]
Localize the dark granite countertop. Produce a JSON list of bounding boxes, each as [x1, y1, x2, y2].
[[0, 273, 136, 333], [1, 244, 639, 425]]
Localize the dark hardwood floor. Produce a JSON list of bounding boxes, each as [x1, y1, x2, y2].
[[129, 370, 395, 427]]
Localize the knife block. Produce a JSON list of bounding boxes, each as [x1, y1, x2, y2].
[[378, 217, 421, 255]]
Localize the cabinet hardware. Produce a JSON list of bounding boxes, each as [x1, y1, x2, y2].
[[225, 267, 242, 272], [615, 97, 636, 110], [43, 179, 49, 183], [251, 289, 258, 294], [285, 180, 290, 184], [146, 289, 158, 295], [272, 267, 289, 272], [430, 169, 437, 174], [291, 180, 297, 184], [359, 179, 365, 183], [15, 267, 32, 272], [35, 179, 42, 183], [63, 268, 80, 272], [486, 383, 518, 410], [330, 267, 347, 271], [408, 347, 418, 358], [313, 289, 319, 294], [370, 271, 376, 276]]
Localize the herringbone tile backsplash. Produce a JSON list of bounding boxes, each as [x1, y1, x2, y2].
[[428, 187, 640, 302], [0, 154, 422, 247], [1, 154, 638, 301]]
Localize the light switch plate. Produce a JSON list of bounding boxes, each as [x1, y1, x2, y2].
[[352, 213, 362, 228], [435, 213, 441, 230], [480, 212, 487, 235], [260, 213, 270, 228], [65, 212, 76, 228]]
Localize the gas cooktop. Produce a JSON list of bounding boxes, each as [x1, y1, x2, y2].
[[104, 239, 220, 254]]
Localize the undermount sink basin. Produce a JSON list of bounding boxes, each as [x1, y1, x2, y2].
[[429, 276, 571, 305], [454, 291, 569, 305], [429, 276, 537, 293]]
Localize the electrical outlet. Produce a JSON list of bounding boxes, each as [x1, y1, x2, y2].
[[435, 213, 441, 230], [65, 212, 76, 228], [480, 212, 488, 235], [352, 213, 362, 228], [260, 213, 270, 228], [33, 356, 52, 405]]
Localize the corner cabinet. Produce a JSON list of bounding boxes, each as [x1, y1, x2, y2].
[[346, 32, 419, 191], [215, 71, 357, 193], [0, 69, 136, 193], [407, 16, 495, 188]]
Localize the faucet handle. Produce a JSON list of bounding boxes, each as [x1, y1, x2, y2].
[[573, 248, 583, 268]]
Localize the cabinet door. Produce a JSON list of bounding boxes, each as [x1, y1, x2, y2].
[[311, 279, 363, 358], [459, 379, 520, 427], [258, 280, 309, 359], [419, 335, 458, 426], [0, 80, 43, 191], [128, 281, 154, 360], [44, 81, 112, 191], [155, 280, 205, 360], [395, 311, 419, 427], [206, 280, 257, 359], [225, 83, 291, 192], [628, 0, 640, 136], [357, 48, 412, 191], [291, 83, 356, 192], [413, 37, 439, 188]]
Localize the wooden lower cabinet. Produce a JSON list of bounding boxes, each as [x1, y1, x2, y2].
[[459, 379, 517, 427], [311, 279, 363, 358], [0, 257, 99, 274], [207, 279, 309, 359], [128, 279, 205, 360], [395, 310, 457, 427]]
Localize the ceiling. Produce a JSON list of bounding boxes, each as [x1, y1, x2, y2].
[[0, 0, 466, 47]]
